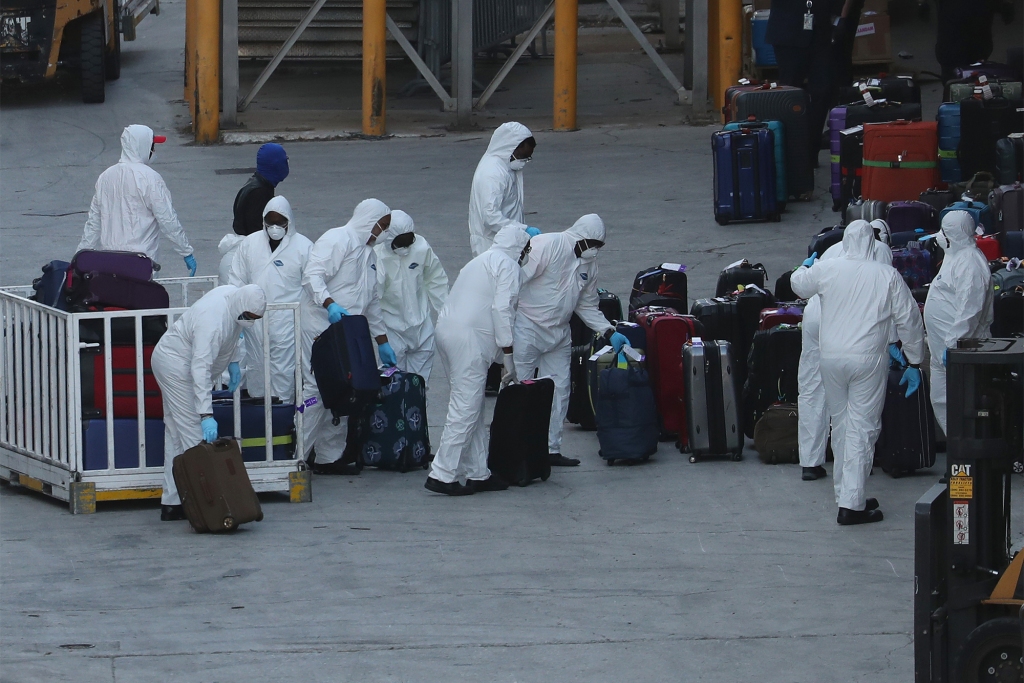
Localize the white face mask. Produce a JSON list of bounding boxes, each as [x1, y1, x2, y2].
[[393, 246, 411, 257], [237, 318, 256, 328], [509, 159, 527, 171], [579, 247, 600, 262], [936, 232, 951, 250], [265, 224, 287, 241]]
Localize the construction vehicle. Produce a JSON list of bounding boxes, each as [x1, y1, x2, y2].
[[0, 0, 158, 102]]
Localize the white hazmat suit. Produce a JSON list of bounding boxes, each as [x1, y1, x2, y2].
[[300, 199, 391, 464], [791, 221, 924, 511], [923, 210, 994, 434], [152, 284, 267, 505], [515, 214, 615, 455], [468, 122, 533, 257], [228, 196, 313, 401], [429, 226, 530, 484], [79, 125, 193, 267], [373, 210, 449, 380], [798, 230, 893, 469]]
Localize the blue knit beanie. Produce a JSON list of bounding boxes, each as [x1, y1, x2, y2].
[[256, 143, 289, 186]]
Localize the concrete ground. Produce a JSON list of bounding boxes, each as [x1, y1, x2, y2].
[[2, 1, 1023, 681]]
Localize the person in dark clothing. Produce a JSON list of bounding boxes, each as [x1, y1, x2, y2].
[[219, 143, 290, 284], [766, 0, 856, 165], [934, 0, 1011, 82]]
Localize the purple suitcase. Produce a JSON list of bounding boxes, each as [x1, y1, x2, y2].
[[954, 62, 1021, 82], [886, 201, 939, 233], [72, 272, 170, 310], [69, 250, 154, 288], [829, 107, 847, 211]]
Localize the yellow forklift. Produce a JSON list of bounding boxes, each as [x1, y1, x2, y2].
[[915, 337, 1024, 683], [0, 0, 157, 102]]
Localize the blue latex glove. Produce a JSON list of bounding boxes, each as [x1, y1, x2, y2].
[[525, 227, 541, 237], [184, 254, 197, 277], [888, 343, 906, 365], [227, 362, 242, 393], [327, 302, 349, 324], [943, 349, 948, 367], [609, 331, 630, 354], [899, 366, 922, 397], [802, 252, 818, 268], [201, 416, 218, 443], [378, 342, 397, 367]]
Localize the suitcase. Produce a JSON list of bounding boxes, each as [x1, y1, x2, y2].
[[946, 80, 1023, 103], [808, 225, 845, 258], [958, 97, 1024, 180], [991, 268, 1024, 336], [716, 259, 767, 297], [975, 234, 1003, 260], [730, 84, 814, 199], [633, 309, 702, 442], [69, 271, 170, 310], [598, 289, 623, 323], [80, 345, 162, 419], [886, 200, 939, 233], [750, 10, 775, 66], [309, 316, 380, 424], [82, 418, 165, 470], [77, 314, 168, 347], [845, 198, 888, 225], [875, 362, 936, 476], [724, 119, 788, 206], [487, 378, 554, 485], [995, 134, 1024, 184], [989, 182, 1024, 233], [891, 230, 933, 248], [941, 199, 994, 234], [682, 339, 743, 462], [861, 121, 940, 203], [68, 249, 154, 286], [591, 351, 659, 464], [1003, 231, 1024, 259], [172, 439, 264, 533], [759, 304, 804, 330], [891, 243, 935, 289], [568, 337, 599, 430], [31, 260, 70, 310], [742, 324, 801, 438], [774, 269, 799, 302], [733, 285, 773, 386], [211, 395, 296, 463], [753, 403, 799, 464], [838, 75, 921, 106], [937, 103, 962, 184], [629, 264, 688, 319], [839, 126, 866, 208], [712, 128, 780, 224], [954, 61, 1022, 82], [689, 297, 740, 345], [353, 371, 430, 472], [919, 188, 956, 214]]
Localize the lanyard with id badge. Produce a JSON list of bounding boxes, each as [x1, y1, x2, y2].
[[803, 0, 814, 29]]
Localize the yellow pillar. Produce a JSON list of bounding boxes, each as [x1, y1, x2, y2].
[[553, 0, 578, 131], [194, 0, 221, 143], [184, 0, 196, 104], [362, 0, 386, 136], [708, 0, 742, 121]]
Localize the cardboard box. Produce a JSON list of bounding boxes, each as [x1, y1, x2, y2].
[[851, 11, 891, 65], [861, 0, 889, 14]]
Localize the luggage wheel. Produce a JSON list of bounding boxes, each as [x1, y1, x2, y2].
[[222, 516, 236, 531], [689, 455, 699, 463], [605, 458, 615, 466], [733, 453, 743, 462]]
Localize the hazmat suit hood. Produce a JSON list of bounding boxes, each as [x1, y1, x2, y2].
[[228, 284, 267, 320], [564, 213, 606, 243], [345, 198, 391, 244], [120, 125, 155, 165], [490, 225, 531, 262], [256, 143, 289, 186], [388, 210, 415, 239], [484, 122, 533, 167], [840, 220, 876, 261], [940, 210, 977, 251], [262, 195, 294, 228]]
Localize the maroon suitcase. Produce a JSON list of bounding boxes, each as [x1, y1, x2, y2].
[[632, 308, 702, 444], [71, 272, 169, 310], [69, 249, 154, 287], [172, 439, 264, 533]]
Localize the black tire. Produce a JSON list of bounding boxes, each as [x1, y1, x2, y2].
[[605, 458, 614, 466], [715, 215, 730, 226], [105, 3, 121, 82], [953, 617, 1023, 683], [80, 12, 106, 103], [733, 453, 743, 462]]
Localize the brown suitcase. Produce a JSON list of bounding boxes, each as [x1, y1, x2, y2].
[[172, 439, 263, 533]]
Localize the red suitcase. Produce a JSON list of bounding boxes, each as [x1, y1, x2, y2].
[[861, 121, 940, 203], [632, 308, 702, 444], [759, 304, 804, 331], [976, 234, 1003, 260], [81, 345, 163, 418]]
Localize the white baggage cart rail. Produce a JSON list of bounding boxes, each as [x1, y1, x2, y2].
[[0, 277, 311, 513]]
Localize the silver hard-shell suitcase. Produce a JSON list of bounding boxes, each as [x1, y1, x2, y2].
[[683, 339, 743, 463]]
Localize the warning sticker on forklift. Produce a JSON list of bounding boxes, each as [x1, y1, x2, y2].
[[953, 502, 969, 545], [949, 476, 973, 499]]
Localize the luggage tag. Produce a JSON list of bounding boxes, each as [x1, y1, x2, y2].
[[659, 262, 687, 272], [978, 75, 994, 100], [741, 283, 767, 294], [590, 345, 614, 362], [859, 84, 876, 106], [622, 346, 643, 362], [380, 366, 399, 378], [725, 258, 748, 269], [691, 336, 704, 347]]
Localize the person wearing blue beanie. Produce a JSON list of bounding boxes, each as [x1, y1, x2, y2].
[[256, 143, 289, 187]]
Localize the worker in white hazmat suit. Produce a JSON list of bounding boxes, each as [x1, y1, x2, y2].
[[791, 220, 925, 525], [425, 226, 532, 496], [373, 210, 449, 381], [923, 210, 994, 434], [152, 284, 266, 521], [468, 121, 541, 257], [300, 199, 398, 475], [79, 124, 197, 275], [228, 196, 312, 401], [514, 214, 631, 467], [798, 219, 895, 481]]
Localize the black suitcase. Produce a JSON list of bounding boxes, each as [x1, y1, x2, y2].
[[682, 339, 743, 462], [172, 439, 264, 533], [689, 297, 740, 345], [808, 225, 845, 258], [715, 260, 767, 297], [567, 337, 598, 430], [838, 75, 921, 106], [958, 97, 1024, 180], [875, 362, 937, 477], [487, 378, 554, 486], [310, 316, 380, 424], [995, 133, 1024, 184], [353, 370, 431, 471], [629, 265, 687, 318], [774, 269, 799, 302], [742, 325, 802, 438], [733, 286, 774, 388], [732, 86, 814, 199]]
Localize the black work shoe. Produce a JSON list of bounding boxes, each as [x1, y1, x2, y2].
[[548, 453, 580, 467], [424, 476, 475, 496], [865, 498, 879, 511], [802, 466, 827, 481], [469, 475, 509, 492], [837, 507, 884, 525], [313, 460, 361, 476], [161, 504, 185, 521]]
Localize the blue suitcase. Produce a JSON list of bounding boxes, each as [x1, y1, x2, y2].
[[31, 260, 70, 310], [937, 103, 961, 184], [750, 10, 775, 66], [1002, 230, 1024, 258], [82, 418, 165, 470], [941, 200, 994, 234], [592, 353, 659, 464], [724, 119, 787, 207], [310, 315, 380, 423], [355, 370, 431, 472], [712, 128, 780, 225], [211, 395, 295, 462]]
